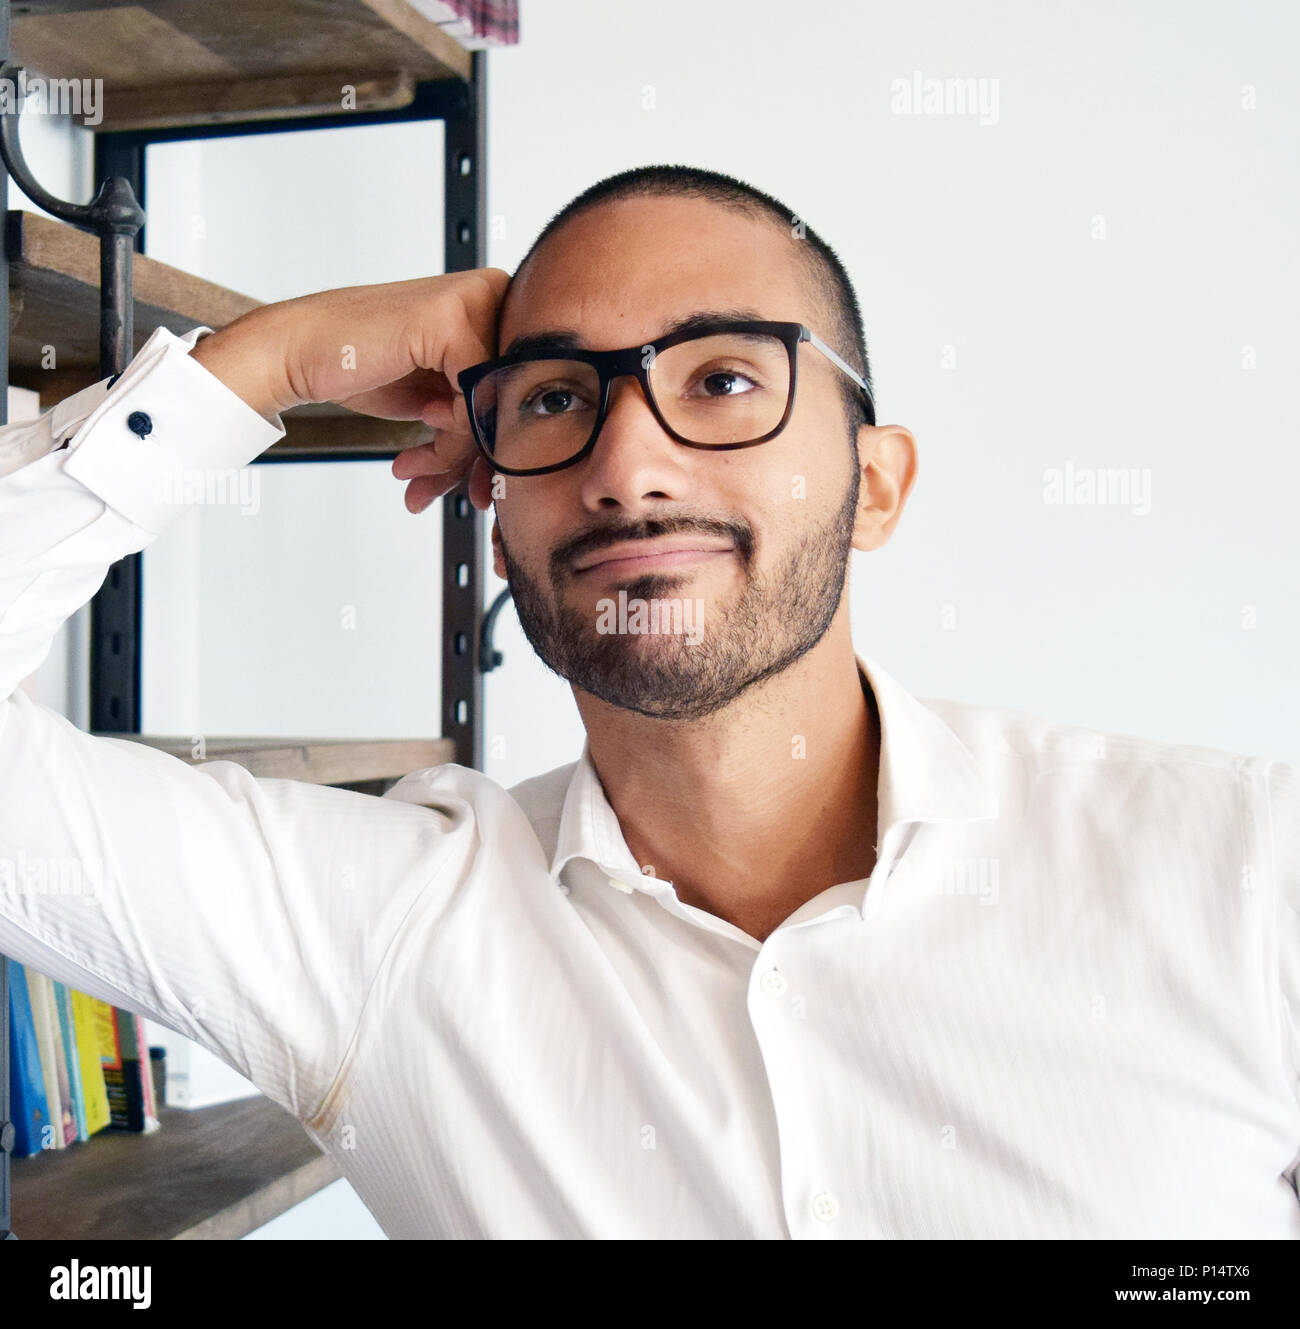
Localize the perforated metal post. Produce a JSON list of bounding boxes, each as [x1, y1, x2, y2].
[[439, 53, 488, 768]]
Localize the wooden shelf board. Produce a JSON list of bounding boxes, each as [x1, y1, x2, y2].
[[264, 413, 435, 459], [5, 208, 437, 458], [6, 207, 260, 365], [92, 734, 456, 784], [10, 1094, 341, 1240], [11, 0, 471, 129]]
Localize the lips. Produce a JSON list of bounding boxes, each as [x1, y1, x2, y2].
[[572, 535, 736, 574]]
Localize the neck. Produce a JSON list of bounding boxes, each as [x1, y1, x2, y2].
[[575, 620, 880, 942]]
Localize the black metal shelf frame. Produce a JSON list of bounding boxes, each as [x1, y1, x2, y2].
[[0, 5, 490, 1237]]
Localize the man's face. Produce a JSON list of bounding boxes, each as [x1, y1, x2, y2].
[[490, 194, 867, 721]]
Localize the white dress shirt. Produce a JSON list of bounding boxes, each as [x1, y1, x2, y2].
[[1, 326, 1297, 1239]]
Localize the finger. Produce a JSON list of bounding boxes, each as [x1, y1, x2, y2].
[[402, 472, 457, 513], [337, 368, 450, 420], [401, 451, 476, 512], [391, 430, 475, 479], [468, 456, 496, 511], [392, 439, 448, 479], [432, 281, 505, 398], [420, 391, 473, 435]]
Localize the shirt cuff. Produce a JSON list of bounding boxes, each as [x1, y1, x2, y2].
[[58, 324, 287, 535]]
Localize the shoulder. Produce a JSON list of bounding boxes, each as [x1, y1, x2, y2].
[[377, 756, 581, 878], [919, 689, 1285, 827], [384, 756, 576, 825]]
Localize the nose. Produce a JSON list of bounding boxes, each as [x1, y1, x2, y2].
[[576, 371, 689, 510]]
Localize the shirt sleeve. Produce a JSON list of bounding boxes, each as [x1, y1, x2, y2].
[[0, 327, 467, 1124]]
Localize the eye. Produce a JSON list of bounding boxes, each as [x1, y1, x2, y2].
[[690, 366, 761, 398], [520, 383, 592, 416]]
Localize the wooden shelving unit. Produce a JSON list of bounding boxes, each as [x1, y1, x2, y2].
[[10, 0, 472, 130], [94, 734, 456, 787], [0, 0, 493, 1242], [10, 1096, 340, 1240], [5, 207, 437, 457]]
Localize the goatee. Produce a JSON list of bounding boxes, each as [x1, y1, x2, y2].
[[499, 468, 860, 721]]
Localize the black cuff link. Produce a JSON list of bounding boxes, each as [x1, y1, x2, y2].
[[126, 410, 153, 438]]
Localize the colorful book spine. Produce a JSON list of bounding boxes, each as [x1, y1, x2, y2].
[[53, 981, 89, 1142], [70, 989, 111, 1136], [25, 969, 74, 1147], [97, 1002, 151, 1132], [45, 976, 78, 1146], [7, 959, 52, 1156], [134, 1011, 161, 1133]]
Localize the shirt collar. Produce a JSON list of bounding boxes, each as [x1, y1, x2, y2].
[[549, 653, 999, 893]]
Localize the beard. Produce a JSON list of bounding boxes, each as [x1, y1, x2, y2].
[[497, 462, 860, 722]]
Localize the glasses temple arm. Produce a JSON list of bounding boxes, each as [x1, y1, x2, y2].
[[806, 329, 875, 406]]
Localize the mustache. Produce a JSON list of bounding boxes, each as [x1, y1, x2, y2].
[[551, 514, 754, 578]]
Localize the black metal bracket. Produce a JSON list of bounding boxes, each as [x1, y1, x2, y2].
[[0, 62, 144, 373], [479, 586, 513, 673]]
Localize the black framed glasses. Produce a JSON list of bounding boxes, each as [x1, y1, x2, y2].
[[456, 319, 876, 477]]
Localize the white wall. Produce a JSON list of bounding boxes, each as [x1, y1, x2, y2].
[[141, 120, 446, 742], [480, 0, 1300, 786]]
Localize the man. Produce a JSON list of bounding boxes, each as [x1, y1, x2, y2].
[[1, 165, 1296, 1239]]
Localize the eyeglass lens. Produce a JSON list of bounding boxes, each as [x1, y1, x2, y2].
[[471, 331, 792, 470]]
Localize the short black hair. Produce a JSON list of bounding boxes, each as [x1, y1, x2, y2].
[[510, 164, 874, 438]]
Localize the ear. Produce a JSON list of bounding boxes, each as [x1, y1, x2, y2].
[[490, 515, 507, 580], [851, 424, 918, 552]]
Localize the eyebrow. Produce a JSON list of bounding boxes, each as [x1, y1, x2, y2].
[[499, 306, 773, 359]]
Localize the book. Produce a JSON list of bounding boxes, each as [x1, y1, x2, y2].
[[53, 981, 89, 1142], [7, 959, 52, 1156], [134, 1010, 160, 1132], [25, 968, 76, 1147], [45, 975, 78, 1146], [97, 1002, 158, 1133], [70, 988, 111, 1136]]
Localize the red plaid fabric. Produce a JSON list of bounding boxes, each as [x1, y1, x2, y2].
[[410, 0, 520, 47]]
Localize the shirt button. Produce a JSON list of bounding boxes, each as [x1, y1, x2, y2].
[[126, 410, 153, 437], [759, 968, 787, 997], [811, 1191, 839, 1222], [606, 876, 634, 894]]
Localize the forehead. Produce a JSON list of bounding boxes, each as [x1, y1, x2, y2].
[[497, 194, 815, 354]]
